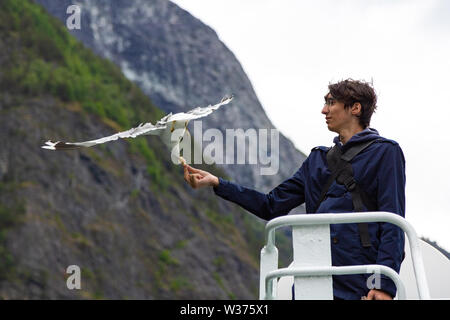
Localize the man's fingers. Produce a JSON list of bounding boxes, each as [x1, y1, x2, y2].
[[190, 173, 204, 182], [183, 164, 201, 188], [186, 164, 201, 174], [189, 173, 204, 188], [183, 165, 190, 183], [185, 164, 210, 176], [366, 289, 392, 300], [183, 164, 211, 189]]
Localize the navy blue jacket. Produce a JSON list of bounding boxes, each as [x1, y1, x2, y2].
[[213, 128, 406, 299]]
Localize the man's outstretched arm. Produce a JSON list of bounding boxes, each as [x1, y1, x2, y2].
[[183, 163, 307, 221]]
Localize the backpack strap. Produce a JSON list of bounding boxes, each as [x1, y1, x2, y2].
[[335, 157, 373, 247], [314, 146, 348, 210], [315, 139, 380, 248]]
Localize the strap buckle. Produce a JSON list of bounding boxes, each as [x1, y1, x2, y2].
[[343, 176, 357, 191]]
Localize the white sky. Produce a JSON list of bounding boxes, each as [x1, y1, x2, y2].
[[172, 0, 450, 252]]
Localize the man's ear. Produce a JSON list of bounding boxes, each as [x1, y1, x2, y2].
[[352, 102, 362, 117]]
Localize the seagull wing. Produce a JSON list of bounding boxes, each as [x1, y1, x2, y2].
[[158, 95, 233, 124], [154, 95, 233, 164], [186, 94, 234, 119], [42, 122, 166, 150], [41, 95, 233, 152]]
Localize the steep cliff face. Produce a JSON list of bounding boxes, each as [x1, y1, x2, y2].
[[0, 101, 263, 299], [0, 0, 296, 299], [35, 0, 307, 192]]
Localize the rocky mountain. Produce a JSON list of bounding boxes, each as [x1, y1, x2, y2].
[[0, 0, 294, 299], [34, 0, 307, 193]]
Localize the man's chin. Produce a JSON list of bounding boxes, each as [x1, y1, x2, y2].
[[326, 124, 336, 132]]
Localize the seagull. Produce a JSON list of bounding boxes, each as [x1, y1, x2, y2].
[[42, 95, 233, 164]]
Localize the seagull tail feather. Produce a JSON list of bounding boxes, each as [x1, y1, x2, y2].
[[41, 140, 80, 151]]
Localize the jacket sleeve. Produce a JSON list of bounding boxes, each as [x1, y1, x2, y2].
[[213, 161, 307, 221], [375, 143, 406, 298]]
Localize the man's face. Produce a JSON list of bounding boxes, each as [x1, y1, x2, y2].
[[321, 93, 355, 133]]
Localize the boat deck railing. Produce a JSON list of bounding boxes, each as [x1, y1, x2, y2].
[[260, 211, 430, 300]]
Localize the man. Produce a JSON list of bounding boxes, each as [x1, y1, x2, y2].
[[183, 79, 406, 300]]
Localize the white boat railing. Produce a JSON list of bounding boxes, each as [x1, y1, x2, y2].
[[260, 211, 431, 300]]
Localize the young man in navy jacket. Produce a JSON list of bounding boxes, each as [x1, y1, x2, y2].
[[183, 79, 406, 300]]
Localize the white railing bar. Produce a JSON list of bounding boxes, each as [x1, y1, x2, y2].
[[265, 264, 406, 300], [263, 211, 430, 300]]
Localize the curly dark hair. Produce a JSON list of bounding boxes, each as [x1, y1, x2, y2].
[[327, 79, 378, 128]]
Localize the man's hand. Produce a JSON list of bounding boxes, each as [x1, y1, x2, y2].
[[183, 164, 219, 189], [364, 289, 393, 300]]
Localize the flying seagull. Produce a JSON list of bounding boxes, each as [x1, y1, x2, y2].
[[42, 95, 233, 164]]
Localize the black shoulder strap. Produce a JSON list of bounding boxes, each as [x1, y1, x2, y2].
[[314, 139, 380, 247], [314, 146, 346, 212], [314, 139, 378, 212], [340, 139, 379, 162]]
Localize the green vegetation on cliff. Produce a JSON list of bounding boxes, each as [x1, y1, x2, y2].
[[1, 0, 163, 127]]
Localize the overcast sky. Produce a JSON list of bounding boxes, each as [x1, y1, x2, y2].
[[172, 0, 450, 252]]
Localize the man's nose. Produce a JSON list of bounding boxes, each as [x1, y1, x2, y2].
[[321, 104, 329, 115]]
